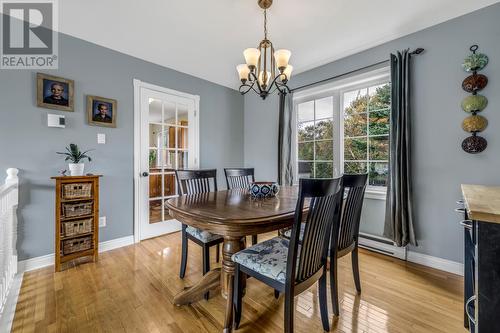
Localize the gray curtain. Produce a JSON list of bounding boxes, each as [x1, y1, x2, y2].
[[384, 50, 417, 247], [278, 92, 294, 186]]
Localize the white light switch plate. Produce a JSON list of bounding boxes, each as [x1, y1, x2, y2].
[[97, 133, 106, 144], [99, 216, 106, 227]]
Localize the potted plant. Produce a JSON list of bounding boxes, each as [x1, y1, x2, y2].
[[57, 143, 93, 176]]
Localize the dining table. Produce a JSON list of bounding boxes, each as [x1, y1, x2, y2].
[[165, 186, 300, 333]]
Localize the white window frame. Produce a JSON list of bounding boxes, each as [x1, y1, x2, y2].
[[292, 67, 390, 200]]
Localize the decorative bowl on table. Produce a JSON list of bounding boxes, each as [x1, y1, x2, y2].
[[249, 182, 280, 198]]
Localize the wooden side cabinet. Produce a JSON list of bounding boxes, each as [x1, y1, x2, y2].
[[51, 175, 101, 272]]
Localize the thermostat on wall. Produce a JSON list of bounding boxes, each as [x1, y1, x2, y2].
[[48, 114, 65, 128]]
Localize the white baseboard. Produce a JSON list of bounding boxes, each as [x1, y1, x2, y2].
[[0, 272, 23, 333], [407, 251, 464, 276], [17, 235, 134, 273]]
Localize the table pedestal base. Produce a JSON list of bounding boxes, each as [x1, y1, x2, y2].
[[173, 236, 246, 333]]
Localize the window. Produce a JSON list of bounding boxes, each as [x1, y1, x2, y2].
[[297, 97, 335, 178], [343, 83, 390, 187], [293, 68, 390, 195]]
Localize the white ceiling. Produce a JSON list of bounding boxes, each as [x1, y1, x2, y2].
[[58, 0, 499, 90]]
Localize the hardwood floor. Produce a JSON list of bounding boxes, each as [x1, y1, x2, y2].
[[12, 232, 466, 332]]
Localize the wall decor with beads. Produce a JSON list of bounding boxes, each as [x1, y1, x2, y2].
[[461, 45, 489, 154]]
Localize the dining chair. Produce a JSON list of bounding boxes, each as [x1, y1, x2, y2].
[[329, 173, 368, 316], [224, 167, 258, 245], [232, 177, 344, 333], [175, 169, 223, 299]]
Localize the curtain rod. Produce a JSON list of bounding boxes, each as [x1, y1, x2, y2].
[[290, 48, 424, 93]]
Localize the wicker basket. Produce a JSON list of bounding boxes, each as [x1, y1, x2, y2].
[[62, 218, 93, 238], [62, 202, 93, 218], [62, 183, 92, 199], [62, 236, 92, 255]]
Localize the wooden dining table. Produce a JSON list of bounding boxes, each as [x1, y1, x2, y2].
[[166, 186, 300, 333]]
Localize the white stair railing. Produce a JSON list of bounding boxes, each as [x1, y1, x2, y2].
[[0, 168, 18, 319]]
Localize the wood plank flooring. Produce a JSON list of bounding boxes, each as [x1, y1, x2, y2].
[[12, 232, 466, 332]]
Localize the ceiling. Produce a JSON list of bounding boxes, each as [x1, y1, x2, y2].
[[58, 0, 499, 90]]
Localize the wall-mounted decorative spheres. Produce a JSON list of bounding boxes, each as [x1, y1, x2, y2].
[[460, 45, 489, 154]]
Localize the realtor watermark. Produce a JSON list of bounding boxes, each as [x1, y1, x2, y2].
[[1, 0, 58, 69]]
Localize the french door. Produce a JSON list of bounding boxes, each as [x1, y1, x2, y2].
[[134, 80, 199, 241]]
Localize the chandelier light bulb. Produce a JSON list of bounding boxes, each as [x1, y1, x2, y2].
[[236, 64, 250, 83], [244, 48, 260, 69], [282, 65, 293, 82], [274, 49, 291, 71], [258, 71, 271, 87]]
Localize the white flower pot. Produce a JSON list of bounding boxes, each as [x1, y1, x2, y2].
[[68, 163, 85, 176]]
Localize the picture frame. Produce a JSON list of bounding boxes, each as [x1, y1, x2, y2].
[[37, 73, 75, 112], [87, 95, 117, 128]]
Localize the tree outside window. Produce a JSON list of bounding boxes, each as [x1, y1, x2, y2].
[[343, 83, 390, 187]]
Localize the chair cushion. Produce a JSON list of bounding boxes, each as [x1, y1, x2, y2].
[[232, 237, 293, 284], [186, 226, 222, 243], [282, 223, 306, 240]]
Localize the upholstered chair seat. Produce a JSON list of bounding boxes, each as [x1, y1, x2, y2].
[[232, 237, 298, 284], [186, 226, 223, 243]]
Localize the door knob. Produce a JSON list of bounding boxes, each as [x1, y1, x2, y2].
[[142, 172, 149, 177]]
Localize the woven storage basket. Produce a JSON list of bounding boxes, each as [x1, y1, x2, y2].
[[62, 218, 93, 237], [62, 202, 93, 218], [62, 183, 92, 199], [62, 236, 92, 255]]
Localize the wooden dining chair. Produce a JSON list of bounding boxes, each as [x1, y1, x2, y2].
[[232, 178, 344, 333], [329, 173, 368, 316], [175, 169, 223, 299], [224, 167, 258, 245]]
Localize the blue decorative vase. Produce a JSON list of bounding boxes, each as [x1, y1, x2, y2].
[[249, 182, 280, 198]]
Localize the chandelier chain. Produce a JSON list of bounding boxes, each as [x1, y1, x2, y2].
[[263, 9, 268, 39]]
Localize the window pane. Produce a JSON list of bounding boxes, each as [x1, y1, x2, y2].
[[315, 119, 333, 140], [177, 103, 188, 126], [344, 137, 367, 160], [164, 102, 176, 124], [149, 199, 163, 223], [315, 162, 333, 178], [369, 162, 388, 187], [149, 99, 162, 123], [315, 140, 333, 160], [149, 149, 159, 171], [315, 96, 333, 120], [344, 162, 367, 174], [298, 101, 314, 123], [369, 136, 389, 160], [344, 112, 367, 137], [149, 124, 163, 148], [368, 83, 391, 111], [298, 142, 314, 160], [369, 109, 390, 135], [298, 162, 313, 178], [343, 88, 368, 115], [298, 121, 315, 141]]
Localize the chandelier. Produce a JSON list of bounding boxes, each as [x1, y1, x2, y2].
[[236, 0, 292, 99]]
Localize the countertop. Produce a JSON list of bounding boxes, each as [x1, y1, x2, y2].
[[461, 184, 500, 224]]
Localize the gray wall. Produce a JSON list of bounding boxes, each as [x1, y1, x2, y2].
[[0, 32, 244, 260], [244, 3, 500, 262]]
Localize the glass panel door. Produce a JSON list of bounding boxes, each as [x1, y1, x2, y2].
[[138, 84, 198, 240]]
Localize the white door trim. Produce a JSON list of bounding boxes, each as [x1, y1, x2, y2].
[[133, 79, 200, 243]]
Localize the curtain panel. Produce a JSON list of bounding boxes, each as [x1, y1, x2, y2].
[[278, 92, 294, 186], [384, 50, 417, 247]]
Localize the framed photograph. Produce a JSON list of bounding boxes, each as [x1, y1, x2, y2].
[[37, 73, 74, 112], [87, 95, 117, 128]]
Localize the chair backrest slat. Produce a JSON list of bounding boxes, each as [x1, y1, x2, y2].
[[334, 174, 368, 253], [286, 178, 343, 285], [224, 168, 255, 190], [175, 169, 218, 195]]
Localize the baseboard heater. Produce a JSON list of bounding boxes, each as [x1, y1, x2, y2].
[[358, 232, 407, 260]]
